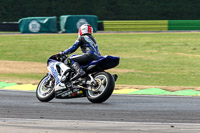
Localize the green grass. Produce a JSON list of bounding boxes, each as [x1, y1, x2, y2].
[[0, 31, 20, 33], [1, 33, 200, 86], [0, 73, 44, 80]]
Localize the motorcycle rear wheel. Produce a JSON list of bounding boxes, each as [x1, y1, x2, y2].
[[86, 72, 115, 103], [36, 75, 55, 102]]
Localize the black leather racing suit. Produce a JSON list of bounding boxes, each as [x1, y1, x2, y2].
[[62, 34, 101, 65]]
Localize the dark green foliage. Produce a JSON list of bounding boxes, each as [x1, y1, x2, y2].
[[1, 0, 200, 22]]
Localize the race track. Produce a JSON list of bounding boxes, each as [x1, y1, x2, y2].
[[1, 90, 200, 132]]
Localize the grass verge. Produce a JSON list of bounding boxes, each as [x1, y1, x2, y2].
[[1, 32, 200, 87]]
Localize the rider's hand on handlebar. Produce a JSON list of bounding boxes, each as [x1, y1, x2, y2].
[[56, 51, 63, 55], [55, 51, 63, 60]]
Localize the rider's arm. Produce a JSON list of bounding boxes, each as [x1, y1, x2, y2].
[[62, 38, 81, 55]]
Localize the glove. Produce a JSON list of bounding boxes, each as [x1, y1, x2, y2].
[[55, 51, 63, 60], [56, 51, 63, 55]]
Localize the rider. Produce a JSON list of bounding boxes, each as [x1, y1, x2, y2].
[[60, 24, 101, 81], [47, 24, 101, 91]]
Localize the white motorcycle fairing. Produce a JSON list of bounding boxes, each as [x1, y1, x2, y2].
[[47, 61, 71, 91]]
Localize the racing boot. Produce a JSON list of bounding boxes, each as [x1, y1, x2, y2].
[[70, 62, 85, 81]]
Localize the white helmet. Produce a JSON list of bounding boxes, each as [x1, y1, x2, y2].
[[78, 24, 93, 37]]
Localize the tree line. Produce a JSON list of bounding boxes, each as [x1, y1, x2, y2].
[[1, 0, 200, 22]]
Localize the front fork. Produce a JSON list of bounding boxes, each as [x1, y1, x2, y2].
[[44, 73, 53, 87]]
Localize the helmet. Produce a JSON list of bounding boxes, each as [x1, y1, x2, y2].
[[78, 24, 93, 37]]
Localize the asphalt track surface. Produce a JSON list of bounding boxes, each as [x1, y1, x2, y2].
[[1, 90, 200, 133]]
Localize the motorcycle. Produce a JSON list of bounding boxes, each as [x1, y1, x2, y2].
[[36, 54, 120, 103]]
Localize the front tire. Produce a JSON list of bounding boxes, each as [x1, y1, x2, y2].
[[86, 72, 115, 103], [36, 75, 55, 102]]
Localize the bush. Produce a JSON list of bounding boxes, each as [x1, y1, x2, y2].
[[1, 0, 200, 22]]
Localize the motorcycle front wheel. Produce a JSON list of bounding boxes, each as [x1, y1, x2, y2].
[[86, 72, 115, 103], [36, 75, 55, 102]]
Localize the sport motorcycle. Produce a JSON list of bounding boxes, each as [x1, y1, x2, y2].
[[36, 54, 120, 103]]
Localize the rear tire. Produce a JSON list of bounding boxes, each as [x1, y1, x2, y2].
[[86, 72, 115, 103], [36, 75, 55, 102]]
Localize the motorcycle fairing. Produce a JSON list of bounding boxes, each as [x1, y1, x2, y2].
[[47, 62, 61, 86], [83, 55, 120, 72]]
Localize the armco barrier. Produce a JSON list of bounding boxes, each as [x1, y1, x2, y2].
[[103, 20, 168, 31]]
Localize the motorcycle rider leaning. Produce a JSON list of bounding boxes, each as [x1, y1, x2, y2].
[[49, 24, 101, 91]]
